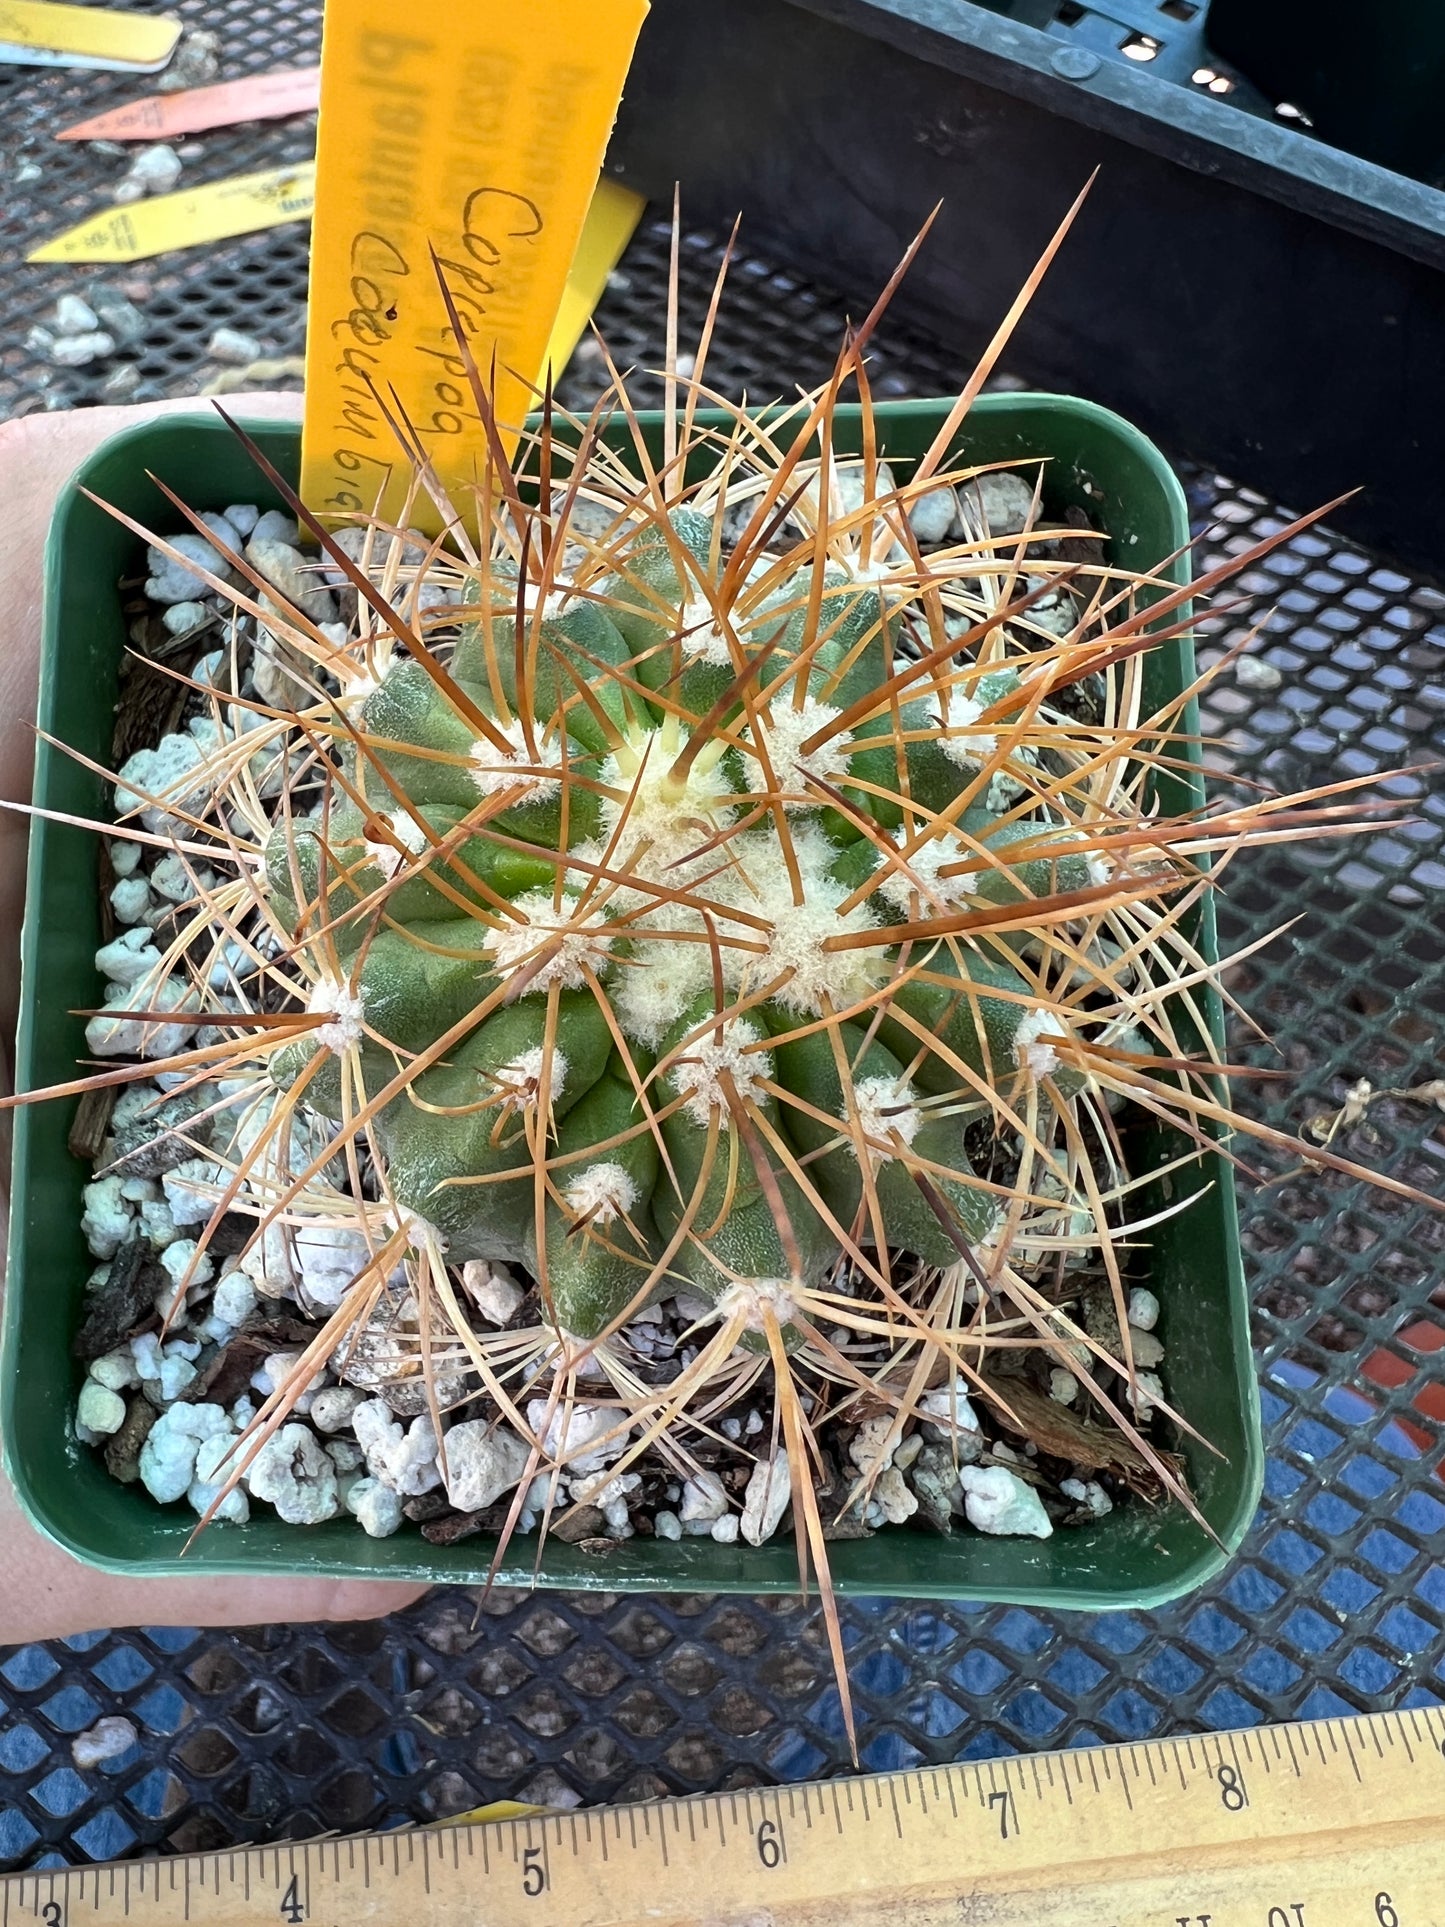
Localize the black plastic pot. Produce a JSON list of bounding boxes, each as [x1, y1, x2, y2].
[[608, 0, 1445, 576]]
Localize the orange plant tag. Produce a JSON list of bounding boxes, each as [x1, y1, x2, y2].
[[56, 66, 321, 141], [299, 0, 649, 531]]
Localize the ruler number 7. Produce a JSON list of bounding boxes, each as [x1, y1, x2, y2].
[[987, 1791, 1018, 1839]]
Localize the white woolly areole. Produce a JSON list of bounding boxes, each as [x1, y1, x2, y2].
[[879, 829, 981, 913], [483, 890, 614, 991], [612, 941, 715, 1051], [494, 1046, 568, 1109], [306, 976, 365, 1055], [742, 696, 855, 806], [669, 1017, 772, 1126], [677, 595, 735, 667], [563, 1161, 639, 1227], [928, 690, 998, 768], [365, 810, 429, 878], [740, 828, 886, 1016], [1013, 1008, 1070, 1081], [848, 1074, 923, 1168], [470, 718, 565, 801], [600, 728, 738, 876], [713, 1276, 799, 1333], [1086, 850, 1113, 887]]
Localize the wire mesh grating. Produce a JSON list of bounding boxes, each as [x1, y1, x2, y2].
[[0, 0, 1442, 1875]]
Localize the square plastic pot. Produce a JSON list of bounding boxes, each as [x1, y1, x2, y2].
[[1, 395, 1262, 1604]]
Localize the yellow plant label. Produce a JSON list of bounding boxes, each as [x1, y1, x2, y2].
[[0, 0, 180, 68], [539, 177, 645, 383], [299, 0, 649, 529], [28, 162, 316, 263]]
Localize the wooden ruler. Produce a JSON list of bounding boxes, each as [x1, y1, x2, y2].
[[3, 1709, 1441, 1926]]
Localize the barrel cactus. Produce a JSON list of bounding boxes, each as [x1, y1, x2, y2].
[[257, 442, 1139, 1364]]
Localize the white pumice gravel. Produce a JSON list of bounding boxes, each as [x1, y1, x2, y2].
[[76, 1381, 127, 1438], [740, 1454, 792, 1545], [679, 1470, 728, 1531], [439, 1420, 531, 1512], [526, 1399, 627, 1474], [1126, 1286, 1160, 1331], [1049, 1368, 1080, 1404], [139, 1403, 232, 1505], [71, 1716, 139, 1770], [461, 1260, 524, 1324], [847, 1413, 898, 1476], [246, 1424, 339, 1524], [352, 1400, 442, 1496], [958, 1465, 1054, 1539], [189, 1434, 249, 1524], [345, 1477, 405, 1537], [1060, 1477, 1113, 1518]]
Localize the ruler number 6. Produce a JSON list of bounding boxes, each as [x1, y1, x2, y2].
[[988, 1791, 1018, 1839], [756, 1819, 783, 1869], [1375, 1897, 1400, 1927], [521, 1847, 547, 1898]]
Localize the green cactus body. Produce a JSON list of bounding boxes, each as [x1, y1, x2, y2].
[[526, 1069, 661, 1338], [770, 1021, 997, 1263], [375, 991, 613, 1261], [261, 478, 1104, 1343]]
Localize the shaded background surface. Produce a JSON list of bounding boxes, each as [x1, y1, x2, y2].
[[1, 0, 1442, 1870]]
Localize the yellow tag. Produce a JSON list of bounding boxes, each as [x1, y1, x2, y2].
[[27, 161, 316, 263], [0, 0, 180, 68], [429, 1802, 550, 1828], [537, 177, 645, 387], [300, 0, 649, 529]]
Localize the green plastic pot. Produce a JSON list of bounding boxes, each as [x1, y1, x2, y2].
[[1, 397, 1262, 1604]]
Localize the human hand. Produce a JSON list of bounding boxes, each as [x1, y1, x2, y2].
[[0, 396, 430, 1646]]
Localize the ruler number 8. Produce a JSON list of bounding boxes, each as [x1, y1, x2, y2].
[[1216, 1763, 1248, 1811]]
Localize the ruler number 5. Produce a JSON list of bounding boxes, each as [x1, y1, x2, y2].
[[988, 1791, 1018, 1839], [521, 1847, 547, 1898]]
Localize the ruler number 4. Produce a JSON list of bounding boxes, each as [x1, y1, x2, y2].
[[988, 1791, 1018, 1840], [279, 1878, 305, 1924]]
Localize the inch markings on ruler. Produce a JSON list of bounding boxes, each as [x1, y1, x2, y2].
[[299, 0, 648, 532], [2, 1709, 1441, 1927]]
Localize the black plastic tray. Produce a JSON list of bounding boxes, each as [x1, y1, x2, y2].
[[609, 0, 1445, 576]]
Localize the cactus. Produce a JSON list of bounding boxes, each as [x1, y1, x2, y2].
[[14, 203, 1440, 1765]]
